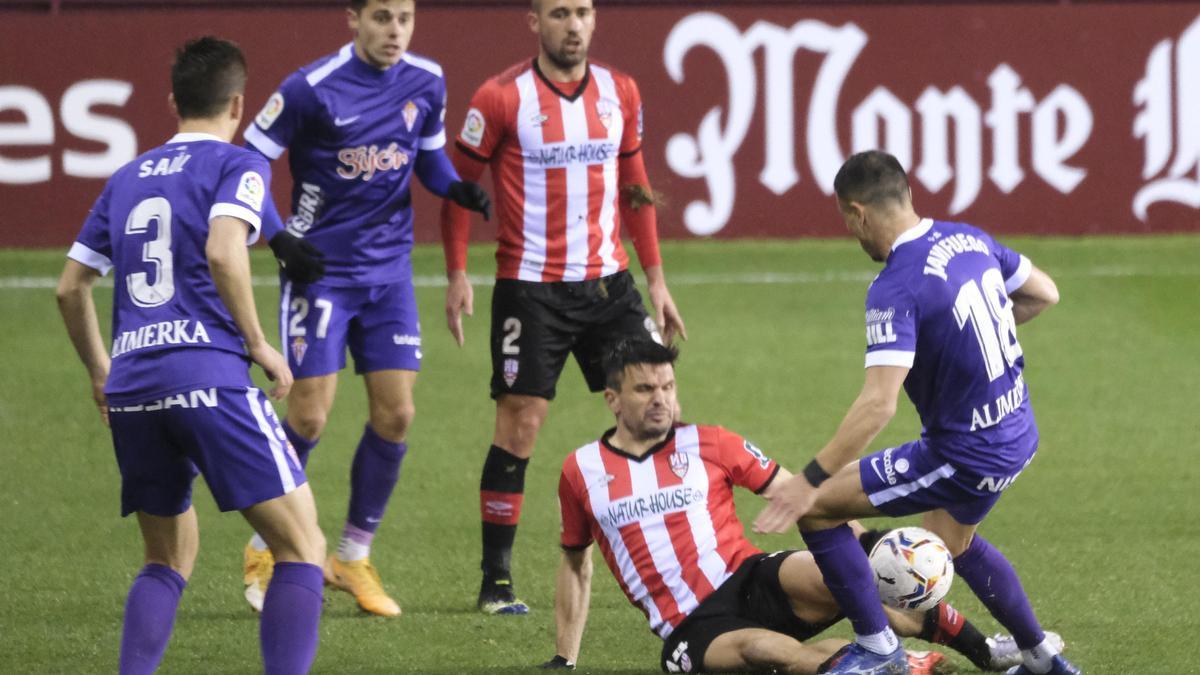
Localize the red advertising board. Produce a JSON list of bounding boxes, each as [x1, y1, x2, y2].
[[1, 4, 1198, 247]]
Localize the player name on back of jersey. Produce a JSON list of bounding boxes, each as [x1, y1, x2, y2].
[[111, 319, 212, 358], [137, 152, 191, 178], [596, 485, 707, 530], [524, 140, 618, 169], [922, 232, 991, 281]]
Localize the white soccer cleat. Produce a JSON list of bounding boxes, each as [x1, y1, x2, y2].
[[987, 631, 1064, 671]]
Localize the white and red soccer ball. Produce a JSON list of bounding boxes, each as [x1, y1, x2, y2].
[[869, 527, 955, 611]]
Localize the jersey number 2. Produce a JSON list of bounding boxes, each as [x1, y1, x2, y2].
[[953, 268, 1022, 382], [124, 197, 175, 307]]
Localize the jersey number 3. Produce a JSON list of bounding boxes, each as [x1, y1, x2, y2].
[[953, 268, 1022, 382], [124, 197, 175, 307]]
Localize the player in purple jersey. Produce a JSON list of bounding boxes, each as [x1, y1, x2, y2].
[[240, 0, 491, 617], [754, 152, 1080, 675], [55, 38, 326, 675]]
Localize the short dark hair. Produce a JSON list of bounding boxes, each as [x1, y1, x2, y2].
[[171, 36, 247, 120], [603, 339, 678, 390], [833, 150, 910, 208], [349, 0, 367, 10]]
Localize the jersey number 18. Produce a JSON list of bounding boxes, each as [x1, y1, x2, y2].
[[953, 268, 1022, 382]]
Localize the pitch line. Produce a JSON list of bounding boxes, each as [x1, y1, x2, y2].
[[1, 266, 1196, 290]]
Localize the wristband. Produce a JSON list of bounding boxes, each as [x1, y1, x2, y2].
[[802, 459, 830, 487]]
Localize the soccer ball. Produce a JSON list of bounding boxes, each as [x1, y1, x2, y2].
[[868, 527, 954, 611]]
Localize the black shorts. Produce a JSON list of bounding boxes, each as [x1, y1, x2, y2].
[[489, 270, 659, 400], [660, 551, 838, 673]]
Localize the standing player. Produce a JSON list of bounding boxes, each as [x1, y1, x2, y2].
[[241, 0, 491, 616], [546, 339, 1049, 673], [754, 151, 1080, 675], [441, 0, 687, 615], [56, 37, 325, 674]]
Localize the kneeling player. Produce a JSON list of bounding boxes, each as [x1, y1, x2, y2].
[[56, 37, 325, 674], [544, 341, 1059, 673]]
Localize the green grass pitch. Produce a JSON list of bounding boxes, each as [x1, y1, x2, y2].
[[1, 235, 1197, 673]]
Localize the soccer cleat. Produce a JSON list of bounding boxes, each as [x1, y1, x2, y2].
[[477, 576, 529, 615], [988, 632, 1065, 671], [907, 650, 954, 675], [1004, 655, 1081, 675], [323, 556, 401, 617], [243, 542, 274, 613], [820, 643, 909, 674]]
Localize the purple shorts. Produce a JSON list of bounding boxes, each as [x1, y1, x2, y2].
[[280, 279, 422, 378], [859, 439, 1036, 525], [108, 386, 306, 517]]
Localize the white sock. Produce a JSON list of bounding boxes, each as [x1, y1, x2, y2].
[[856, 628, 900, 655], [1021, 638, 1060, 674], [336, 535, 371, 562], [249, 533, 269, 552]]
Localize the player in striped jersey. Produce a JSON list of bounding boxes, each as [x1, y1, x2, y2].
[[546, 340, 1047, 673], [440, 0, 687, 615], [240, 0, 491, 617]]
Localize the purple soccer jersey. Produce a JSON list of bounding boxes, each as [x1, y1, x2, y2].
[[245, 44, 450, 287], [69, 133, 271, 403], [864, 218, 1036, 476]]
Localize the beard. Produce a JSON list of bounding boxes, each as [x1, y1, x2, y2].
[[543, 36, 588, 71]]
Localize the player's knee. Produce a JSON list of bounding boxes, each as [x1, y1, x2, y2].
[[370, 402, 415, 441], [287, 408, 327, 440]]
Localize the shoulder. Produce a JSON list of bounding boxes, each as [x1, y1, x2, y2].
[[400, 51, 444, 80], [591, 61, 640, 97], [298, 43, 356, 89]]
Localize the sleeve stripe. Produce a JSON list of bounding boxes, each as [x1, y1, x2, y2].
[[419, 129, 447, 151], [67, 242, 112, 276], [753, 464, 782, 495], [210, 203, 263, 245], [454, 140, 490, 163], [244, 125, 285, 160], [865, 349, 916, 369], [618, 145, 642, 159], [1005, 255, 1033, 294]]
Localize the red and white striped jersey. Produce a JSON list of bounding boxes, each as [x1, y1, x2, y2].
[[454, 59, 644, 282], [558, 424, 780, 639]]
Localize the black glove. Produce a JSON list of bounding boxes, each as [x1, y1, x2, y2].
[[268, 230, 325, 284], [539, 655, 575, 670], [447, 180, 491, 221]]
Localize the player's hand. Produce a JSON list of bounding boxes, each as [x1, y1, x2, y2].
[[445, 270, 474, 347], [91, 375, 109, 427], [268, 231, 326, 284], [647, 278, 687, 344], [248, 341, 294, 400], [753, 473, 818, 534], [447, 181, 491, 221], [539, 655, 575, 670]]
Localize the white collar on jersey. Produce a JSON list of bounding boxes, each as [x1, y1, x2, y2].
[[167, 132, 225, 144], [890, 217, 934, 252]]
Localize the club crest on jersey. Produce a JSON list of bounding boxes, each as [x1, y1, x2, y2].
[[291, 336, 308, 365], [255, 92, 285, 130], [461, 107, 485, 147], [503, 358, 519, 387], [596, 100, 615, 130], [669, 451, 690, 478], [336, 143, 410, 181], [402, 100, 419, 132]]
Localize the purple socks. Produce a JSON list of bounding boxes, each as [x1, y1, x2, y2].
[[120, 564, 186, 675], [801, 525, 893, 638], [281, 420, 319, 469], [261, 562, 323, 674], [955, 535, 1046, 649], [347, 425, 407, 534]]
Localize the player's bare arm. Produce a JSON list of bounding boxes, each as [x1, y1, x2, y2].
[[1009, 265, 1059, 325], [545, 546, 593, 669], [207, 215, 293, 400], [753, 366, 907, 534], [441, 151, 489, 347], [55, 259, 110, 425]]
